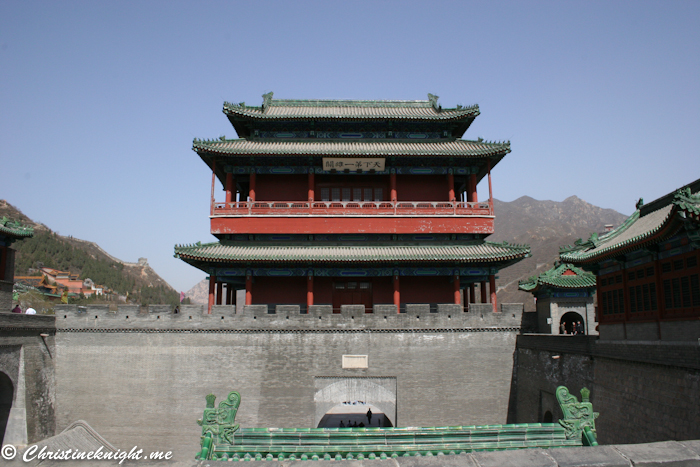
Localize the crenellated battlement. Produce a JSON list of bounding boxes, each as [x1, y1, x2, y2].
[[52, 303, 525, 331]]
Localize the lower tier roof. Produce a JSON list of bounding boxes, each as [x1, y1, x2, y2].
[[175, 241, 530, 268]]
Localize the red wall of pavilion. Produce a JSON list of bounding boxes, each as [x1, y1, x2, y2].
[[256, 175, 308, 201], [396, 175, 446, 201], [252, 276, 306, 304], [248, 276, 456, 306], [373, 277, 393, 304], [400, 277, 453, 304], [248, 174, 452, 202]]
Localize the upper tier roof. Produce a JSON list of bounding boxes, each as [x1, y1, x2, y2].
[[193, 138, 510, 158], [560, 179, 700, 265], [224, 92, 480, 137]]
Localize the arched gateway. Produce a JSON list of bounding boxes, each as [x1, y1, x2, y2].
[[314, 377, 396, 428]]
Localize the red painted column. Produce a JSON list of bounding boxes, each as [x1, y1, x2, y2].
[[390, 171, 397, 203], [216, 281, 223, 305], [393, 274, 400, 312], [307, 275, 314, 307], [210, 158, 217, 216], [480, 282, 487, 303], [448, 171, 455, 201], [308, 171, 315, 202], [225, 173, 234, 204], [469, 283, 475, 304], [453, 274, 461, 305], [490, 274, 498, 313], [226, 285, 233, 305], [245, 274, 252, 305], [249, 171, 256, 202], [468, 174, 477, 202], [208, 275, 216, 314], [487, 159, 493, 212]]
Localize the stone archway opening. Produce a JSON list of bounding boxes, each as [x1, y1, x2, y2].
[[317, 401, 393, 428], [314, 377, 397, 428], [560, 311, 584, 334], [0, 372, 14, 444]]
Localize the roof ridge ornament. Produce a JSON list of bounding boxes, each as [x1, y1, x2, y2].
[[262, 92, 274, 110], [427, 93, 439, 110]]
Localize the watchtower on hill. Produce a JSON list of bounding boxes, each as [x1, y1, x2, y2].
[[175, 93, 529, 313]]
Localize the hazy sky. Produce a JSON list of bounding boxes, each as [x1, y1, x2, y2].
[[2, 1, 698, 293]]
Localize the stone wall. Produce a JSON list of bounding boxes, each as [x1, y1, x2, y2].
[[0, 313, 56, 445], [51, 303, 525, 460], [514, 334, 700, 445]]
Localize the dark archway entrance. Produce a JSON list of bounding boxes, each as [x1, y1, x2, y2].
[[317, 402, 393, 428], [542, 410, 553, 423], [0, 372, 14, 444], [560, 311, 585, 334]]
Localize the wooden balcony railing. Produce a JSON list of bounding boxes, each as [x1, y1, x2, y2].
[[211, 200, 493, 216]]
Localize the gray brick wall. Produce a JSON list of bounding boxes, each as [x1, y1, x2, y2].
[[514, 334, 700, 445]]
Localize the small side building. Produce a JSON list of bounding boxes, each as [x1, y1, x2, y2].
[[518, 262, 597, 335]]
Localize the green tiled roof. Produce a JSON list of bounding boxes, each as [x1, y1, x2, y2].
[[0, 217, 34, 239], [174, 241, 530, 264], [193, 138, 510, 158], [560, 184, 700, 264], [223, 92, 480, 121], [518, 263, 596, 293]]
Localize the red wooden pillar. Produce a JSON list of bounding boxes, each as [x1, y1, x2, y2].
[[448, 171, 455, 202], [453, 274, 461, 305], [208, 275, 216, 314], [490, 274, 498, 313], [308, 171, 315, 202], [393, 274, 400, 312], [468, 173, 478, 202], [487, 159, 493, 211], [216, 281, 223, 305], [249, 171, 256, 202], [469, 283, 475, 304], [480, 282, 487, 303], [210, 158, 217, 216], [245, 274, 252, 305], [307, 274, 314, 307], [225, 173, 234, 204], [390, 170, 397, 202]]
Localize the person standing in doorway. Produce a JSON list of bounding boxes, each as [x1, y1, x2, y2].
[[366, 408, 372, 425]]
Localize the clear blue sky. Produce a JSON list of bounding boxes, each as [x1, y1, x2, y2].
[[2, 1, 698, 292]]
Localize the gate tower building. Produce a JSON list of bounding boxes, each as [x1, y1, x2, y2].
[[175, 93, 529, 313]]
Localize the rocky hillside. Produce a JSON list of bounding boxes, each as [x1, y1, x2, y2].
[[2, 200, 178, 304], [491, 196, 629, 309]]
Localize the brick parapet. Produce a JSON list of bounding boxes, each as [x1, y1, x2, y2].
[[51, 303, 525, 331]]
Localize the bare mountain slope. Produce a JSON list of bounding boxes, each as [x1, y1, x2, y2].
[[490, 196, 628, 309]]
